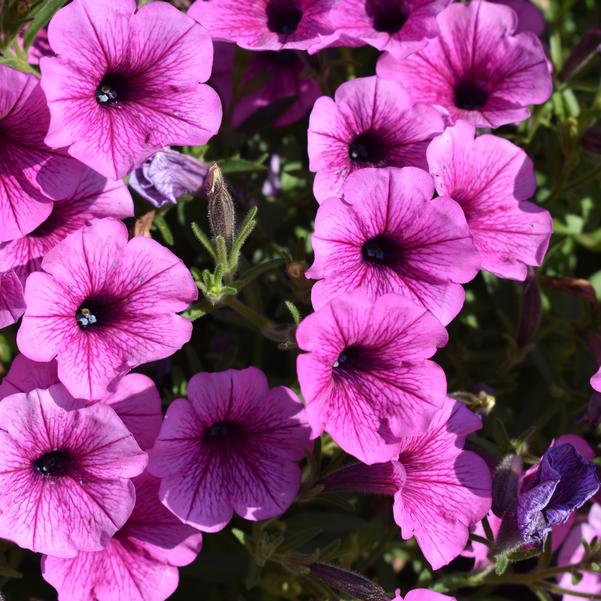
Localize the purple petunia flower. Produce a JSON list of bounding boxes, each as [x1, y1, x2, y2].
[[427, 120, 552, 281], [392, 590, 456, 601], [307, 76, 444, 203], [307, 167, 480, 325], [323, 399, 491, 569], [232, 51, 321, 128], [17, 218, 198, 401], [325, 0, 452, 59], [42, 473, 202, 601], [0, 65, 82, 243], [517, 443, 600, 545], [129, 149, 209, 208], [188, 0, 336, 52], [0, 385, 147, 557], [489, 0, 545, 35], [377, 1, 552, 128], [40, 0, 222, 180], [148, 368, 312, 532], [296, 290, 448, 464], [0, 354, 58, 399], [0, 270, 25, 329], [0, 166, 133, 283]]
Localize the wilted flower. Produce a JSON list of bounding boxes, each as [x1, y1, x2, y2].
[[40, 0, 221, 179], [323, 399, 492, 569], [325, 0, 452, 59], [517, 443, 600, 545], [42, 473, 203, 601], [17, 218, 197, 400], [296, 290, 448, 464], [0, 65, 81, 242], [188, 0, 336, 52], [427, 120, 552, 281], [559, 25, 601, 81], [377, 1, 552, 128], [149, 368, 312, 532], [307, 167, 480, 325], [0, 166, 132, 282], [0, 385, 147, 557], [308, 76, 444, 203], [0, 270, 25, 329], [129, 149, 209, 208]]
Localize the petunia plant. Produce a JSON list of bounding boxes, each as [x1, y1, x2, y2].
[[1, 0, 601, 600]]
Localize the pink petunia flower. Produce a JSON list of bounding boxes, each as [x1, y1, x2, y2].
[[0, 384, 147, 557], [377, 1, 552, 128], [0, 270, 26, 329], [323, 399, 491, 569], [392, 589, 456, 601], [40, 0, 222, 179], [17, 218, 197, 401], [427, 120, 552, 281], [307, 76, 444, 203], [0, 65, 82, 243], [490, 0, 545, 35], [0, 166, 133, 283], [0, 355, 162, 452], [148, 368, 311, 532], [296, 290, 448, 465], [232, 51, 321, 128], [556, 503, 601, 601], [307, 167, 480, 325], [42, 473, 202, 601], [188, 0, 336, 52], [325, 0, 452, 59]]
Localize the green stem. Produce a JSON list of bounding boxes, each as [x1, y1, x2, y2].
[[540, 582, 601, 600], [223, 296, 271, 331]]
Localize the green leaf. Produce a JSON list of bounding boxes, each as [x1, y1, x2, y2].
[[23, 0, 66, 49], [153, 214, 174, 246], [284, 300, 301, 325], [219, 157, 267, 174], [495, 554, 509, 575]]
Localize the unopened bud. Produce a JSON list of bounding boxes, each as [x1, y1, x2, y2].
[[492, 454, 523, 517], [516, 268, 541, 347], [583, 127, 601, 155], [309, 563, 390, 601], [206, 163, 236, 250], [559, 25, 601, 82]]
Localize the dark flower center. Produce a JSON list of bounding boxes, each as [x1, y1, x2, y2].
[[454, 78, 490, 110], [366, 0, 408, 34], [33, 449, 73, 478], [95, 73, 129, 106], [203, 420, 241, 441], [75, 299, 104, 330], [266, 0, 303, 35], [348, 131, 384, 164], [361, 235, 400, 267], [332, 345, 380, 374]]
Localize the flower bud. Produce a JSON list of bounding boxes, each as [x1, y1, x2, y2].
[[492, 454, 523, 517], [309, 563, 389, 601], [322, 461, 406, 496], [206, 163, 236, 250], [559, 25, 601, 81], [516, 268, 541, 347], [129, 148, 208, 208], [583, 127, 601, 155]]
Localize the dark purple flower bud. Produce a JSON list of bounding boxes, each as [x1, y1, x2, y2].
[[516, 267, 541, 347], [517, 443, 600, 545], [322, 461, 406, 496], [582, 127, 601, 155], [309, 563, 389, 601], [492, 454, 523, 517], [129, 149, 208, 208], [206, 163, 236, 249], [582, 391, 601, 428], [559, 25, 601, 81]]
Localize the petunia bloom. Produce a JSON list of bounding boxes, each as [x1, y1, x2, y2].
[[427, 120, 552, 281], [323, 399, 492, 569], [17, 218, 198, 401], [0, 65, 81, 242], [377, 1, 552, 128], [0, 270, 26, 329], [148, 368, 312, 532], [42, 473, 202, 601], [129, 149, 209, 208], [0, 385, 147, 557], [325, 0, 452, 59], [0, 166, 133, 283], [557, 503, 601, 601], [188, 0, 336, 52], [307, 76, 444, 203], [489, 0, 545, 35], [392, 590, 456, 601], [232, 51, 321, 128], [307, 167, 480, 325], [517, 443, 600, 545], [0, 354, 58, 399], [40, 0, 222, 179], [296, 290, 448, 465]]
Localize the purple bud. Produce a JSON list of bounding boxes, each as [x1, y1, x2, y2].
[[559, 25, 601, 81], [582, 391, 601, 428], [517, 443, 600, 545], [582, 127, 601, 155], [129, 149, 208, 208], [492, 454, 523, 517], [322, 461, 406, 496], [516, 268, 541, 347], [309, 563, 390, 601], [206, 163, 236, 249]]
